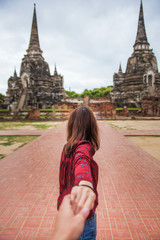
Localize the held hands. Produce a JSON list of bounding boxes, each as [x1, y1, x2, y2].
[[53, 195, 89, 240], [70, 180, 96, 215], [53, 181, 96, 240]]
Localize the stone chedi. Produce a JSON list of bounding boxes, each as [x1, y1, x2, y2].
[[4, 5, 66, 110], [111, 0, 160, 107]]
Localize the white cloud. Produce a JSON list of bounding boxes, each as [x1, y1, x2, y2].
[[0, 0, 160, 95]]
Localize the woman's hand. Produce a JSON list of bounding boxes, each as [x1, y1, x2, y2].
[[70, 181, 96, 215]]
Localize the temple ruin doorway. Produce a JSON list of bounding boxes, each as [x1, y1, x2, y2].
[[148, 75, 153, 87]]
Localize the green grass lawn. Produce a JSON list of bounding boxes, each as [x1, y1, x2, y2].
[[0, 108, 69, 112], [107, 121, 136, 130], [0, 135, 39, 159], [0, 121, 59, 130]]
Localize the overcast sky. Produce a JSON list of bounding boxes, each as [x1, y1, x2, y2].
[[0, 0, 160, 95]]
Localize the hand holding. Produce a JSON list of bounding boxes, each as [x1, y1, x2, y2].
[[70, 182, 96, 215], [53, 195, 89, 240]]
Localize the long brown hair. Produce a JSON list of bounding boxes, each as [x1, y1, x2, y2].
[[64, 106, 100, 156]]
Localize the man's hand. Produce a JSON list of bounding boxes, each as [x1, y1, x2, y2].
[[53, 195, 89, 240]]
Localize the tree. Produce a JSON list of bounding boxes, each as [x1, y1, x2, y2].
[[65, 86, 113, 98], [65, 90, 80, 98], [0, 93, 5, 103]]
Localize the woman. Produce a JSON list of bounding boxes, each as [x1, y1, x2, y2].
[[57, 106, 100, 240]]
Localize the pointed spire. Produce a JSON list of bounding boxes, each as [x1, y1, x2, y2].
[[134, 0, 149, 50], [27, 4, 42, 55], [13, 67, 17, 78], [54, 64, 58, 75], [118, 63, 122, 73]]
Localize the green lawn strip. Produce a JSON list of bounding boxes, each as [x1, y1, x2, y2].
[[123, 126, 136, 130], [0, 135, 39, 146], [0, 135, 39, 159], [0, 121, 55, 130], [106, 122, 136, 130], [0, 109, 10, 112], [32, 124, 51, 130], [106, 122, 123, 130], [0, 154, 5, 159], [0, 108, 69, 111], [0, 121, 28, 130], [116, 107, 141, 110], [40, 109, 69, 111], [127, 135, 160, 138]]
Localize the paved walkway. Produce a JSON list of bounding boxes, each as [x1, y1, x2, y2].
[[0, 122, 160, 239]]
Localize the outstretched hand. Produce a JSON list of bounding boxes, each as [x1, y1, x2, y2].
[[53, 195, 89, 240]]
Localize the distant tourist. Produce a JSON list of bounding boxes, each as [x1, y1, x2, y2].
[[57, 106, 100, 240]]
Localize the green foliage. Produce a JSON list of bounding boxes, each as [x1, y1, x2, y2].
[[0, 93, 5, 104], [65, 86, 113, 98], [65, 90, 81, 98]]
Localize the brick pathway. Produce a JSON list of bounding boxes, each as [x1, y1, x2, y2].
[[0, 121, 160, 239]]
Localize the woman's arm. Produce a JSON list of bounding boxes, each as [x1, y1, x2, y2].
[[71, 143, 96, 215]]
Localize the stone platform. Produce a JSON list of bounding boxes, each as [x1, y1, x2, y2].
[[0, 122, 160, 239]]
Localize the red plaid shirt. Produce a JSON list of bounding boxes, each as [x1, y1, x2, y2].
[[57, 140, 98, 219]]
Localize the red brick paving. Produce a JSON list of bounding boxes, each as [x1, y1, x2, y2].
[[0, 121, 160, 239]]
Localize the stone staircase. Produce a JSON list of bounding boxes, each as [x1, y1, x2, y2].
[[17, 88, 28, 111]]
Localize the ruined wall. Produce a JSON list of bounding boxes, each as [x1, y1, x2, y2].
[[142, 97, 160, 116], [54, 96, 116, 118]]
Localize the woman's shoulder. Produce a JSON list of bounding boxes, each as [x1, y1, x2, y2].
[[74, 140, 95, 155], [76, 140, 93, 147]]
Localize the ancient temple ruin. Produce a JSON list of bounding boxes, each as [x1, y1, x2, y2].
[[111, 0, 160, 108], [4, 4, 66, 110]]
